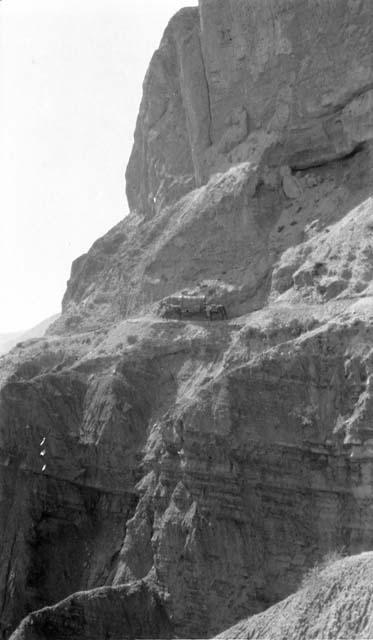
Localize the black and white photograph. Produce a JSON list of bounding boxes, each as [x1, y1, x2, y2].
[[1, 0, 373, 638]]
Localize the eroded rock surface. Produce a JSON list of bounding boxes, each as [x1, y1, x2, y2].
[[215, 552, 373, 640], [9, 581, 172, 640], [3, 1, 373, 639], [127, 0, 373, 218]]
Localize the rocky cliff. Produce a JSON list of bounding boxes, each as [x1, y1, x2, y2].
[[2, 1, 373, 639], [215, 551, 373, 640]]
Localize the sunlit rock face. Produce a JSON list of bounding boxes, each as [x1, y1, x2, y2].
[[57, 0, 373, 333], [215, 552, 373, 640], [125, 8, 204, 218], [199, 0, 373, 169], [3, 1, 373, 639], [126, 0, 373, 218]]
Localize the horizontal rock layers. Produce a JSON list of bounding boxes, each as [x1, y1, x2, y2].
[[4, 289, 373, 637], [3, 1, 373, 639]]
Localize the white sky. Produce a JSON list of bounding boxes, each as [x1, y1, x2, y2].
[[0, 0, 197, 332]]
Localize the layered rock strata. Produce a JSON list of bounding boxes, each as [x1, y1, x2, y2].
[[2, 1, 373, 639]]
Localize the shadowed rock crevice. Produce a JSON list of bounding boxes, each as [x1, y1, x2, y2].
[[291, 141, 368, 172]]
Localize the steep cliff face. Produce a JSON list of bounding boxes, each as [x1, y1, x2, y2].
[[5, 290, 373, 638], [58, 0, 373, 335], [199, 0, 373, 169], [126, 0, 373, 218], [3, 1, 373, 639], [125, 7, 206, 218]]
